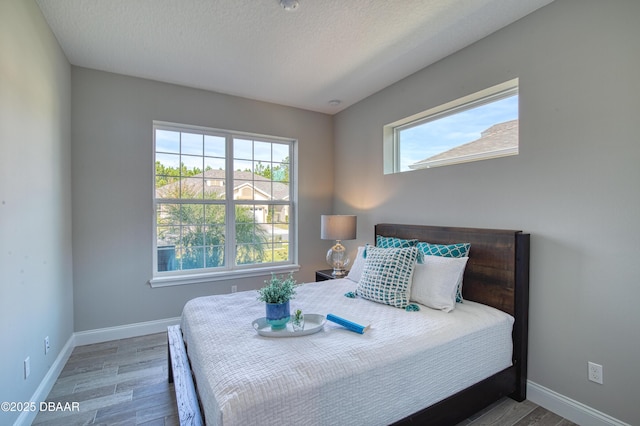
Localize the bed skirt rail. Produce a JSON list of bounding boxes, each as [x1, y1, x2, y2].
[[168, 325, 204, 426]]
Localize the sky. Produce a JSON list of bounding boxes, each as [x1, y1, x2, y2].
[[155, 130, 289, 173], [399, 94, 518, 171]]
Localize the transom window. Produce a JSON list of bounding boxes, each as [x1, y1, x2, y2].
[[384, 79, 519, 173], [152, 122, 296, 286]]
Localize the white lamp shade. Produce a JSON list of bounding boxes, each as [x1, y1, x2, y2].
[[321, 215, 357, 240]]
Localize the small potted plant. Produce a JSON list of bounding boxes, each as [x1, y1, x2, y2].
[[291, 309, 304, 332], [257, 273, 297, 330]]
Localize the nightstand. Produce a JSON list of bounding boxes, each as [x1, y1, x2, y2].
[[315, 269, 347, 282]]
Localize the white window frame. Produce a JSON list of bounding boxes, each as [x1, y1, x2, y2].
[[150, 121, 299, 288], [384, 79, 519, 174]]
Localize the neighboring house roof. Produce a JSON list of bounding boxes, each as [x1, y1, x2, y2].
[[156, 169, 289, 200], [409, 119, 518, 169]]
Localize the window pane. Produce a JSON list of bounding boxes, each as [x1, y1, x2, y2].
[[157, 225, 180, 246], [253, 161, 271, 181], [204, 156, 225, 172], [234, 181, 254, 200], [182, 133, 203, 156], [181, 246, 204, 270], [234, 204, 290, 266], [234, 159, 252, 173], [203, 225, 225, 245], [386, 81, 519, 173], [272, 143, 289, 163], [400, 95, 518, 171], [203, 176, 226, 199], [155, 176, 180, 198], [254, 141, 272, 161], [156, 153, 180, 170], [271, 162, 288, 183], [205, 204, 226, 221], [181, 204, 204, 225], [156, 130, 180, 154], [205, 244, 225, 268], [157, 203, 181, 226], [157, 245, 177, 272], [272, 218, 289, 262], [181, 177, 204, 199], [234, 138, 253, 160], [203, 221, 225, 268], [181, 154, 203, 174], [236, 243, 262, 265], [204, 135, 225, 157], [274, 242, 289, 263]]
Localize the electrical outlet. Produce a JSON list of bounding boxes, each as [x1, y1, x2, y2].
[[45, 336, 50, 355], [24, 357, 30, 379], [588, 362, 603, 384], [231, 285, 237, 293]]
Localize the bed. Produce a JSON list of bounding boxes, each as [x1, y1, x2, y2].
[[168, 223, 530, 426]]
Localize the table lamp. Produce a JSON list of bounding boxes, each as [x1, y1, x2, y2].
[[321, 215, 357, 277]]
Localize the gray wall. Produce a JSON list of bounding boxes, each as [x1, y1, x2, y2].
[[333, 0, 639, 424], [71, 68, 333, 331], [0, 1, 73, 424]]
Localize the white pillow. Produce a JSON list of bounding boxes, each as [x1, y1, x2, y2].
[[411, 255, 468, 312], [346, 246, 365, 282]]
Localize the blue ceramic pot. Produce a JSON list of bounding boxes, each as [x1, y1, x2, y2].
[[265, 301, 290, 330]]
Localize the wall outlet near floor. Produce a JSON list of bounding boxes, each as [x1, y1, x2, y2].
[[231, 285, 237, 293], [588, 361, 603, 384], [45, 336, 51, 354], [24, 356, 30, 379]]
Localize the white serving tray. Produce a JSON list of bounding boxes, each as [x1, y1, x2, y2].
[[252, 314, 325, 337]]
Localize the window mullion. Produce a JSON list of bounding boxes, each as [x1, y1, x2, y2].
[[225, 134, 235, 270]]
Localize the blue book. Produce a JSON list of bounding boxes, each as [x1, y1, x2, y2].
[[326, 313, 370, 334]]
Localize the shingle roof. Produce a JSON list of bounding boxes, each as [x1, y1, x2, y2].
[[409, 119, 518, 169]]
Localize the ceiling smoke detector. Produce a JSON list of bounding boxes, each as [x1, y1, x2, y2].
[[280, 0, 299, 11]]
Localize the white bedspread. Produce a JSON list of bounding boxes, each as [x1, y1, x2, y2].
[[181, 278, 514, 426]]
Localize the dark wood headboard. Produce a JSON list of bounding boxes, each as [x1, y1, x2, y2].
[[375, 223, 529, 316], [375, 223, 530, 403]]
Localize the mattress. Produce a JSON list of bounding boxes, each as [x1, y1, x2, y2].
[[180, 278, 514, 426]]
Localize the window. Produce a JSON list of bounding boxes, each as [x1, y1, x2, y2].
[[152, 122, 296, 286], [384, 79, 519, 173]]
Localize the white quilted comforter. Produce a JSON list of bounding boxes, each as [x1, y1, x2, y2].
[[181, 278, 513, 426]]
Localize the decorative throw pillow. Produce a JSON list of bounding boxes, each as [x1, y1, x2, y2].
[[411, 256, 469, 312], [416, 242, 470, 258], [346, 246, 365, 282], [376, 235, 419, 248], [356, 246, 419, 308], [416, 242, 470, 303]]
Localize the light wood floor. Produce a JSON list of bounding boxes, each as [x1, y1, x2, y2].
[[35, 333, 576, 426]]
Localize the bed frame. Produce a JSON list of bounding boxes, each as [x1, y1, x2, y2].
[[168, 224, 530, 426]]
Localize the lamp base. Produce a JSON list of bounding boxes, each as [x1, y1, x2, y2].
[[331, 268, 347, 277], [326, 240, 350, 277]]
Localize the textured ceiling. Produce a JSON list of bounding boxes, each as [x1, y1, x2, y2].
[[36, 0, 553, 114]]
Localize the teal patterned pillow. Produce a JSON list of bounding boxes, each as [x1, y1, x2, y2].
[[416, 242, 470, 303], [357, 246, 419, 308], [416, 242, 470, 258], [376, 235, 419, 248]]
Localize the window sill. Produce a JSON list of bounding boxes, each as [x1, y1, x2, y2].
[[148, 264, 301, 288]]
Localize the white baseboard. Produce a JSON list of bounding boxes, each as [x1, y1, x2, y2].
[[527, 381, 630, 426], [73, 316, 181, 346], [14, 334, 75, 426]]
